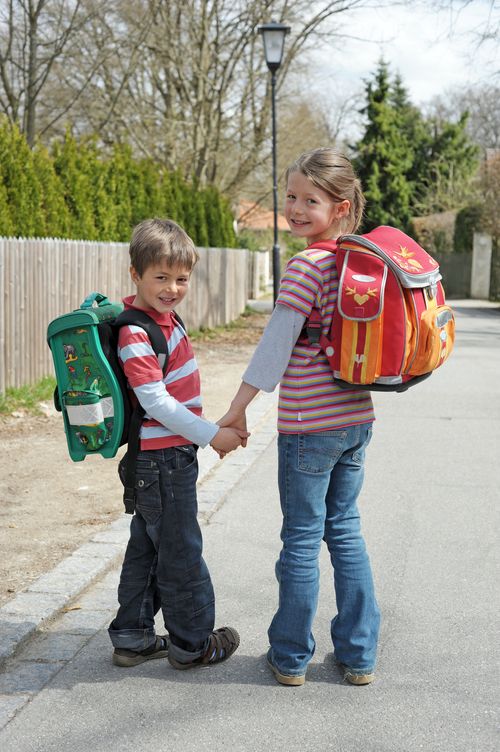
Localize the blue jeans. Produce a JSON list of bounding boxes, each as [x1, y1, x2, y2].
[[268, 424, 380, 676], [108, 445, 215, 663]]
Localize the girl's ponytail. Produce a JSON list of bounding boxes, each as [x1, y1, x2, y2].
[[351, 179, 366, 233]]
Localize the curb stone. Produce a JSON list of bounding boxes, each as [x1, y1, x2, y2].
[[0, 389, 278, 670]]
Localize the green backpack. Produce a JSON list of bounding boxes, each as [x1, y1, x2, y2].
[[47, 292, 182, 512]]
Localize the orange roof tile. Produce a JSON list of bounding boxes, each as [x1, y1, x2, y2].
[[237, 200, 289, 232]]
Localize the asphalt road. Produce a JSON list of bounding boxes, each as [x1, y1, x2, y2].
[[1, 301, 499, 752]]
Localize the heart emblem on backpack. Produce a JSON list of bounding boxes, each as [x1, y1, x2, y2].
[[354, 293, 369, 304]]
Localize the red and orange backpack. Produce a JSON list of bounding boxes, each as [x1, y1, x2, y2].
[[306, 226, 455, 392]]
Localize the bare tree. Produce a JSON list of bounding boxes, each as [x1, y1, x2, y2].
[[52, 0, 386, 195], [1, 0, 392, 198], [0, 0, 101, 145], [426, 84, 500, 151], [431, 0, 499, 73]]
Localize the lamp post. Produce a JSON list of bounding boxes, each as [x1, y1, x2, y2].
[[258, 21, 290, 305]]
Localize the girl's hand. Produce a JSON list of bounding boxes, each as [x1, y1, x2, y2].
[[217, 406, 248, 447]]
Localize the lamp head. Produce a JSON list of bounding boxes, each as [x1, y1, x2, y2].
[[258, 21, 291, 71]]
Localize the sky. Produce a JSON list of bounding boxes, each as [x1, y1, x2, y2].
[[310, 0, 498, 107]]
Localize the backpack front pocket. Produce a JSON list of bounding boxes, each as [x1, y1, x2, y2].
[[408, 305, 455, 376]]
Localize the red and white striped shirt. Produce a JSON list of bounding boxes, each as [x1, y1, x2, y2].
[[118, 296, 216, 449]]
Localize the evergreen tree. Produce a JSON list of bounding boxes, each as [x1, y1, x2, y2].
[[0, 123, 14, 236], [355, 62, 480, 228], [0, 120, 45, 237], [32, 143, 71, 238], [0, 180, 14, 237], [52, 130, 97, 240], [170, 170, 187, 228], [105, 144, 133, 241], [140, 158, 165, 219], [204, 186, 224, 247], [159, 169, 177, 221], [82, 140, 118, 241], [0, 121, 235, 245], [193, 185, 209, 247], [354, 61, 413, 231], [219, 194, 236, 247], [420, 114, 479, 214]]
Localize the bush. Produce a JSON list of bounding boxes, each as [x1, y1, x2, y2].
[[453, 203, 484, 254], [0, 118, 235, 246]]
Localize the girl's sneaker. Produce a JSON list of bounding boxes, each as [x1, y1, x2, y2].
[[168, 626, 240, 669], [267, 656, 305, 686], [112, 635, 169, 667], [336, 660, 375, 685]]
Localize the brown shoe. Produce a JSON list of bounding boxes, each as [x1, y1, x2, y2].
[[168, 627, 240, 670], [267, 657, 305, 686], [113, 635, 169, 667], [336, 661, 375, 685]]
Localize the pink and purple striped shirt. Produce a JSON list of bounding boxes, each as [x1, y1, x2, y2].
[[276, 248, 375, 433]]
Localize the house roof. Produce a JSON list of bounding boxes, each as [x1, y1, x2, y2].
[[237, 200, 289, 232]]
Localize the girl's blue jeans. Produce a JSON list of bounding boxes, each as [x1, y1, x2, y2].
[[108, 445, 215, 663], [268, 424, 380, 677]]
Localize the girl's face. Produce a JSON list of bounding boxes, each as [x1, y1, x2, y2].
[[285, 170, 350, 244]]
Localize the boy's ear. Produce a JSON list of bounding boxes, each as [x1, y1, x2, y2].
[[130, 265, 141, 285]]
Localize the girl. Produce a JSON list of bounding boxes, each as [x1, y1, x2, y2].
[[219, 148, 380, 686]]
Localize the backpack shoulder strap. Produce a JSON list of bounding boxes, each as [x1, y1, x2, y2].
[[114, 309, 169, 376], [302, 242, 337, 345], [172, 310, 186, 332]]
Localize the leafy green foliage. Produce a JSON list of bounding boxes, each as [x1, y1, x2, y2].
[[0, 119, 235, 246], [354, 61, 480, 233]]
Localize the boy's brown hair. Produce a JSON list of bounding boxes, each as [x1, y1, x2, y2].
[[129, 218, 199, 276]]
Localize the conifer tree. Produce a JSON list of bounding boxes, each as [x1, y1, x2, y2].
[[33, 143, 71, 238], [0, 181, 14, 237], [354, 61, 413, 231], [0, 120, 45, 237], [52, 130, 97, 240], [420, 114, 479, 213], [203, 186, 224, 247], [140, 159, 165, 219], [105, 145, 133, 241], [193, 186, 209, 247], [0, 123, 14, 236], [170, 171, 187, 228]]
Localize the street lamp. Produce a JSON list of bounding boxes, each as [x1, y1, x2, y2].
[[258, 21, 290, 304]]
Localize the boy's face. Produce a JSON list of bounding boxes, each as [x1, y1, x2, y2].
[[130, 261, 191, 314]]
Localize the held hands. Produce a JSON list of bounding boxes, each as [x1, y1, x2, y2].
[[211, 384, 257, 459], [210, 425, 249, 457]]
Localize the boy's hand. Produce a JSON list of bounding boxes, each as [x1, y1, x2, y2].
[[210, 426, 249, 454]]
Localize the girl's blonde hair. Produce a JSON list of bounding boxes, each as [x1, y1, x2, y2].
[[286, 147, 365, 234]]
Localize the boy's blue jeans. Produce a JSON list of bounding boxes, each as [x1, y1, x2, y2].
[[108, 445, 215, 662], [268, 424, 380, 677]]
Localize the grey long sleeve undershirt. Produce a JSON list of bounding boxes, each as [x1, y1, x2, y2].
[[242, 304, 306, 392]]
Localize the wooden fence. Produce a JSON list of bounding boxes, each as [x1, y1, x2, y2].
[[0, 237, 269, 393]]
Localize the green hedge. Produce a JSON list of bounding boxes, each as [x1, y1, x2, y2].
[[0, 121, 236, 247]]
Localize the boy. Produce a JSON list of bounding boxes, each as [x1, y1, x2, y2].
[[109, 218, 246, 669]]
